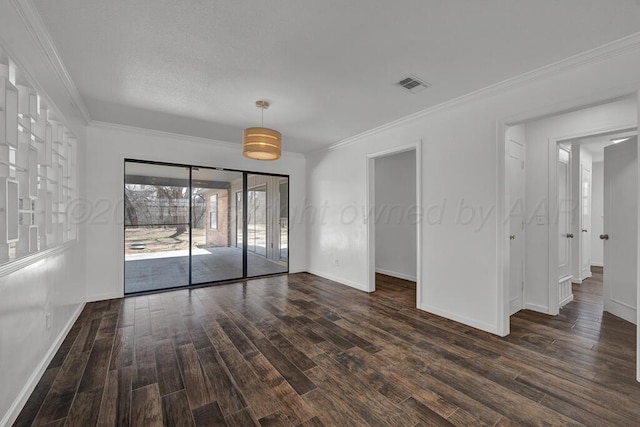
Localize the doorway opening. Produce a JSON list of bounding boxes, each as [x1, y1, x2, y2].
[[366, 141, 422, 308], [503, 97, 638, 320], [556, 131, 638, 324], [123, 159, 289, 294], [502, 95, 638, 379]]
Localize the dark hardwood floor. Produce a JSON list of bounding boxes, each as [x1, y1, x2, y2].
[[14, 269, 640, 426]]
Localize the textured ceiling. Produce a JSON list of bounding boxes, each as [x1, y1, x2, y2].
[[33, 0, 640, 153]]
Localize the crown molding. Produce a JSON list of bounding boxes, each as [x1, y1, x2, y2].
[[89, 120, 306, 159], [315, 31, 640, 155], [10, 0, 91, 124]]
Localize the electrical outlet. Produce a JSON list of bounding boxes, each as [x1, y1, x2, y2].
[[45, 312, 51, 329], [334, 258, 340, 267]]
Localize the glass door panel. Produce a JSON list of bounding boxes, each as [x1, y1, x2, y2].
[[279, 180, 289, 263], [124, 161, 190, 294], [235, 191, 243, 249], [247, 185, 267, 256], [191, 168, 244, 284], [247, 174, 289, 277]]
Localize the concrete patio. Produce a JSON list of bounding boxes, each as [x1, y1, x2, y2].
[[124, 246, 287, 293]]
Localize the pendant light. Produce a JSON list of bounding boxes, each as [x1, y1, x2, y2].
[[243, 100, 282, 160]]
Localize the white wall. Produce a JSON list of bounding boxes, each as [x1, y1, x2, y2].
[[524, 97, 636, 313], [84, 123, 306, 301], [306, 38, 640, 336], [374, 150, 417, 281], [0, 239, 86, 426], [0, 4, 88, 424], [591, 161, 604, 266]]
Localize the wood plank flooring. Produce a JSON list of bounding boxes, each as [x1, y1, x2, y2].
[[13, 269, 640, 426]]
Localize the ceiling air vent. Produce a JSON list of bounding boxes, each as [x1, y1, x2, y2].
[[396, 75, 430, 93]]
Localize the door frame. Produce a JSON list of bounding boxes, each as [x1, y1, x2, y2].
[[506, 125, 527, 316], [498, 92, 640, 382], [548, 126, 637, 316], [498, 120, 638, 337], [578, 160, 593, 282], [365, 140, 422, 309]]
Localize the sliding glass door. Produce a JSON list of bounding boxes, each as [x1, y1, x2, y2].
[[247, 174, 289, 277], [124, 160, 289, 294], [190, 168, 244, 284], [124, 162, 190, 293]]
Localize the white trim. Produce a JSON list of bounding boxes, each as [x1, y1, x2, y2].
[[313, 32, 640, 155], [10, 0, 91, 123], [559, 294, 574, 307], [497, 122, 509, 336], [87, 292, 123, 303], [637, 90, 640, 383], [548, 125, 637, 316], [0, 241, 76, 279], [307, 269, 369, 293], [415, 141, 423, 310], [365, 156, 376, 293], [419, 303, 497, 335], [525, 302, 550, 314], [605, 300, 637, 325], [604, 304, 637, 325], [609, 297, 637, 311], [90, 120, 306, 159], [1, 302, 85, 427], [591, 262, 604, 268], [375, 268, 417, 282]]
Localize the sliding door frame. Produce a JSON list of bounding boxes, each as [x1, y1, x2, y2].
[[123, 158, 290, 296]]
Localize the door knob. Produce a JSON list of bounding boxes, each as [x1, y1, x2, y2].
[[582, 229, 588, 232], [600, 234, 609, 240], [566, 233, 574, 238], [509, 235, 515, 240]]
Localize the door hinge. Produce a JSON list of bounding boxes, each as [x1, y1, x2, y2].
[[521, 160, 525, 170]]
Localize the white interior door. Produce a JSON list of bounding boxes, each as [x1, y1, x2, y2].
[[603, 137, 638, 324], [508, 129, 525, 316], [580, 164, 592, 279], [558, 145, 572, 280]]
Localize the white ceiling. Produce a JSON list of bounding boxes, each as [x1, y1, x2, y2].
[[33, 0, 640, 153]]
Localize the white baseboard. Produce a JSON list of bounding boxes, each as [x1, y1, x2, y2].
[[572, 272, 593, 284], [375, 268, 416, 282], [605, 300, 637, 325], [307, 269, 369, 292], [87, 292, 123, 302], [591, 262, 603, 268], [525, 302, 550, 314], [418, 302, 497, 335], [1, 302, 85, 427], [559, 294, 574, 308]]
